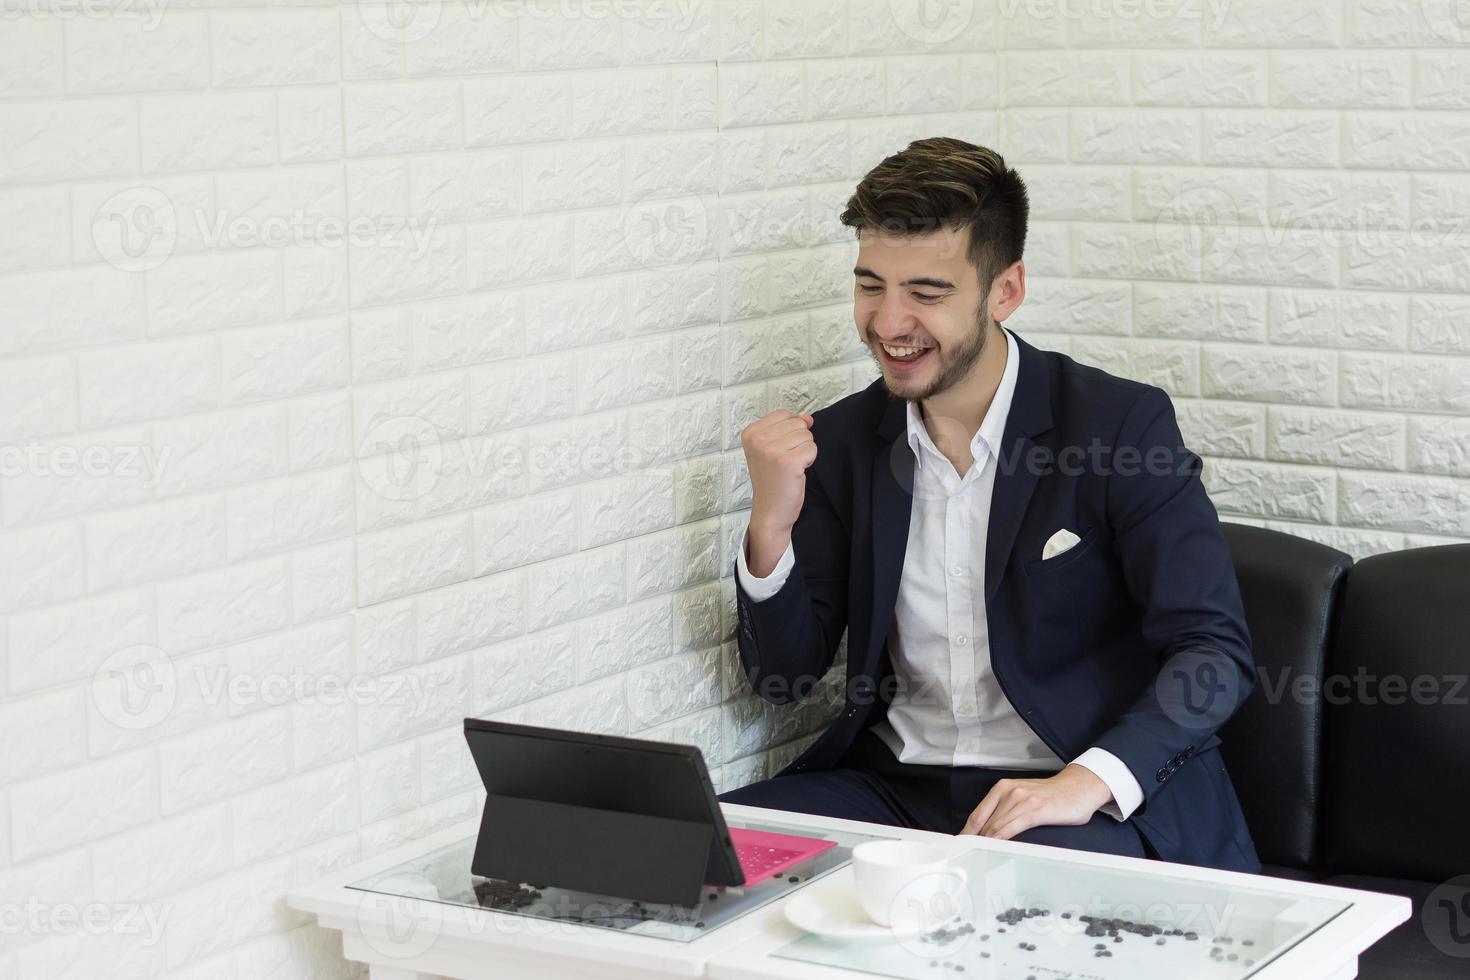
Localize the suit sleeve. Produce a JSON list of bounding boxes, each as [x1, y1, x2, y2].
[[1087, 386, 1256, 811], [732, 462, 850, 706]]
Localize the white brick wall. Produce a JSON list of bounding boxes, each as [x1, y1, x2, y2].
[[0, 1, 1465, 976]]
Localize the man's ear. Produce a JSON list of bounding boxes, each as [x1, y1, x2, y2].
[[991, 259, 1026, 323]]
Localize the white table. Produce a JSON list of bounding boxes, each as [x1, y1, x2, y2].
[[287, 803, 1410, 980]]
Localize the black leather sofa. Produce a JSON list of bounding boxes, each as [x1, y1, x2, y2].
[[1219, 523, 1470, 979]]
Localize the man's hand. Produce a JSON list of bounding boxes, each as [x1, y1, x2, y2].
[[958, 764, 1114, 839], [740, 409, 816, 577]]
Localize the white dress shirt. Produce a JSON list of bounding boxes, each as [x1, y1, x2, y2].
[[736, 326, 1143, 822]]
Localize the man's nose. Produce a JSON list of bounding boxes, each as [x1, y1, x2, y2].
[[872, 321, 923, 345], [869, 298, 918, 342]]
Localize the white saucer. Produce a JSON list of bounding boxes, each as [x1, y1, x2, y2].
[[783, 879, 927, 944]]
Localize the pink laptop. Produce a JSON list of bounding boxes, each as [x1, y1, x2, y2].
[[724, 826, 839, 884]]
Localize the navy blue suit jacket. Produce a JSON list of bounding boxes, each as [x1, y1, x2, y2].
[[732, 330, 1261, 873]]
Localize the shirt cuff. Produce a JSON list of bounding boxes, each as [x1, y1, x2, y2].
[[1070, 747, 1144, 822], [735, 524, 794, 602]]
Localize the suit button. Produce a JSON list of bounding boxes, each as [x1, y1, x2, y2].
[[1156, 767, 1169, 782]]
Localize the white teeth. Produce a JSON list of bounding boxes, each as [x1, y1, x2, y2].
[[882, 343, 926, 357]]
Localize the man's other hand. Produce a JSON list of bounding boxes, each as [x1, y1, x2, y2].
[[958, 764, 1114, 839]]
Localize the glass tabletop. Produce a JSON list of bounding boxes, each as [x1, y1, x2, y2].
[[346, 813, 896, 942], [772, 846, 1352, 979]]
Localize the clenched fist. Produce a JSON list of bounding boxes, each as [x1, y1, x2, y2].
[[740, 409, 816, 576]]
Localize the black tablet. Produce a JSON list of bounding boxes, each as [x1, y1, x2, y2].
[[463, 717, 745, 904]]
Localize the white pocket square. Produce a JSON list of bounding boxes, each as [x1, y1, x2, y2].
[[1042, 528, 1081, 561]]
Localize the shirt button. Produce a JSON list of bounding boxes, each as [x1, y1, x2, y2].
[[956, 635, 968, 645], [951, 566, 962, 576]]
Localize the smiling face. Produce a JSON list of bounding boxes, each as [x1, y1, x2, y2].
[[854, 224, 1014, 402]]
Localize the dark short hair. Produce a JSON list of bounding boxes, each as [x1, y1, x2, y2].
[[839, 137, 1029, 294]]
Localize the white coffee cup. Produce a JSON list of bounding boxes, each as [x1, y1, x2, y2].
[[850, 840, 970, 928]]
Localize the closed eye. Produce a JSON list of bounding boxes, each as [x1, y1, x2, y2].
[[857, 285, 943, 302]]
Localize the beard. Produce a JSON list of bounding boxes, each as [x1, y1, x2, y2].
[[870, 306, 991, 403]]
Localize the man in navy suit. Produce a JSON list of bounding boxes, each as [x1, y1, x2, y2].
[[717, 137, 1260, 874]]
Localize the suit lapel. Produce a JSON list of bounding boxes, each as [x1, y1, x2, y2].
[[867, 393, 912, 672], [983, 332, 1055, 600]]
